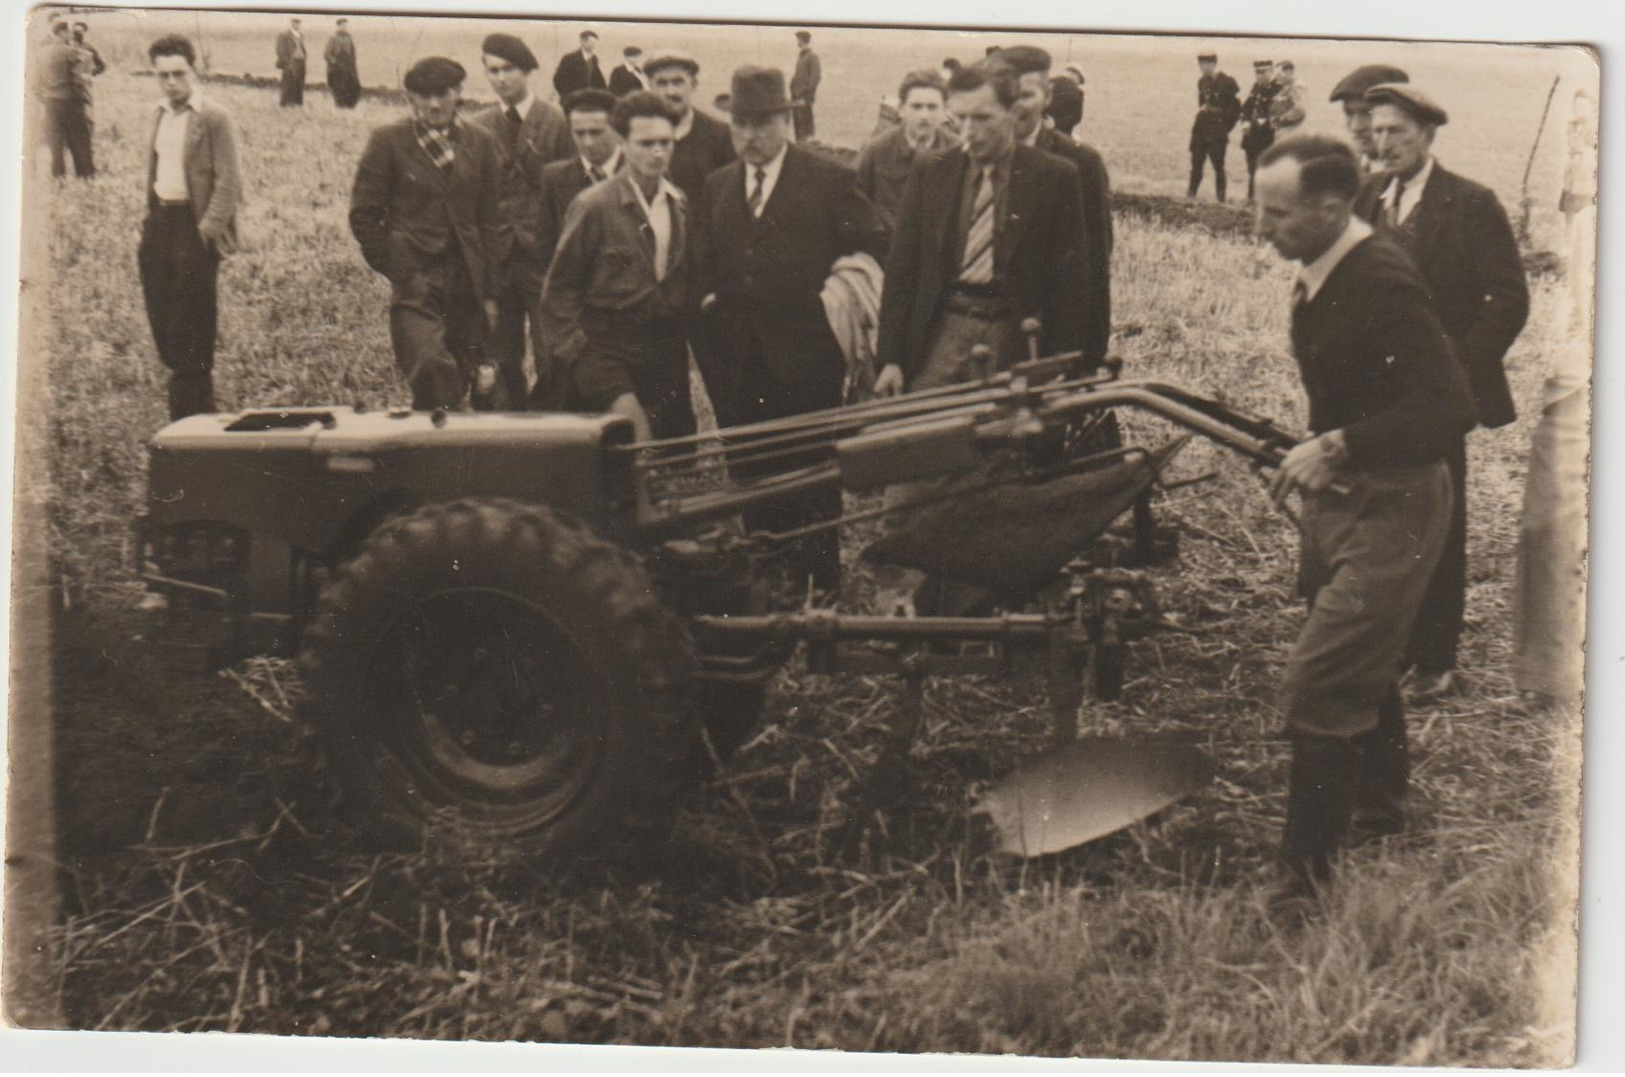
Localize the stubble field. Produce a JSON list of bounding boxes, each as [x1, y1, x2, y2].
[[23, 10, 1594, 1066]]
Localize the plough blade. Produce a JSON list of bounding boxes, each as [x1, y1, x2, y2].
[[975, 737, 1213, 857]]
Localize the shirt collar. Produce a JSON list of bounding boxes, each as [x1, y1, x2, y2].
[[583, 146, 622, 177], [749, 143, 789, 185], [1297, 216, 1374, 302], [159, 88, 204, 115], [1383, 154, 1435, 202], [628, 173, 682, 214], [507, 93, 535, 120], [674, 107, 695, 141], [1020, 124, 1043, 148]]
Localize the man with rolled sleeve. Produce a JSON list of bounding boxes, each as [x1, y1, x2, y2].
[[542, 92, 694, 441], [470, 32, 574, 409], [139, 34, 242, 420], [1355, 84, 1529, 696], [349, 57, 504, 411], [1254, 135, 1474, 906]]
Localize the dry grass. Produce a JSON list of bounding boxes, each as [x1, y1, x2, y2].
[[30, 41, 1583, 1066]]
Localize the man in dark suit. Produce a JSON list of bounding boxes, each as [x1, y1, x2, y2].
[[988, 45, 1113, 367], [874, 62, 1087, 396], [274, 17, 306, 107], [1255, 135, 1474, 908], [323, 18, 361, 110], [552, 30, 606, 99], [1353, 84, 1529, 696], [1328, 64, 1408, 171], [469, 33, 574, 410], [543, 92, 694, 441], [139, 34, 242, 420], [693, 65, 881, 594], [855, 69, 960, 252], [610, 46, 649, 96], [646, 51, 735, 204], [350, 58, 504, 411], [531, 89, 625, 407], [790, 31, 821, 141], [1188, 52, 1240, 202], [1238, 59, 1278, 201]]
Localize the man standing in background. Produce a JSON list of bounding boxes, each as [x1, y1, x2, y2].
[[610, 46, 650, 95], [646, 51, 735, 204], [543, 92, 695, 441], [275, 16, 307, 107], [1047, 62, 1085, 136], [1355, 83, 1529, 698], [72, 22, 105, 77], [1238, 59, 1278, 201], [471, 32, 574, 409], [1270, 60, 1307, 137], [324, 18, 361, 110], [992, 45, 1113, 367], [532, 88, 625, 407], [855, 69, 959, 251], [139, 34, 242, 419], [1328, 63, 1409, 171], [349, 57, 504, 411], [1187, 51, 1240, 202], [553, 30, 607, 99], [38, 20, 94, 180], [790, 31, 822, 142]]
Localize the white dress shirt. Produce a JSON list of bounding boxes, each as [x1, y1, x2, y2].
[[743, 143, 788, 217], [1297, 215, 1374, 302], [1380, 155, 1435, 226], [153, 90, 203, 202], [631, 176, 682, 281]]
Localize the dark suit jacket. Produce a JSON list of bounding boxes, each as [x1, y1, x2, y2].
[[537, 155, 625, 268], [1354, 162, 1529, 428], [146, 99, 242, 253], [349, 118, 505, 299], [1291, 230, 1474, 470], [609, 64, 646, 96], [877, 143, 1088, 385], [1035, 126, 1113, 361], [552, 50, 606, 99], [275, 29, 305, 70], [669, 109, 737, 205], [791, 50, 822, 103], [468, 98, 573, 265], [694, 144, 881, 414]]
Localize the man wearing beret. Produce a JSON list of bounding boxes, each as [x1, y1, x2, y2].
[[646, 52, 735, 204], [542, 92, 695, 442], [693, 65, 881, 595], [1328, 63, 1409, 171], [1238, 60, 1278, 202], [1355, 83, 1529, 699], [1254, 134, 1474, 909], [349, 57, 505, 411], [470, 32, 574, 410], [553, 30, 607, 100], [989, 45, 1114, 368], [1188, 52, 1241, 202]]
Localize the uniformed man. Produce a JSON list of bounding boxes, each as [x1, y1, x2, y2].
[[1238, 59, 1278, 201], [1328, 63, 1409, 170], [1188, 52, 1241, 202]]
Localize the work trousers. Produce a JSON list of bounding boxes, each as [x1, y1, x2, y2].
[[47, 98, 94, 178], [483, 253, 545, 411], [389, 247, 486, 411], [1404, 435, 1468, 676], [1243, 130, 1274, 201], [1188, 138, 1227, 202], [793, 103, 816, 142], [139, 203, 221, 420], [1514, 385, 1589, 702], [572, 313, 696, 440], [279, 62, 306, 107]]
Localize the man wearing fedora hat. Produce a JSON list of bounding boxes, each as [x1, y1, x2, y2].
[[471, 32, 574, 410], [350, 56, 505, 411], [693, 65, 881, 595], [645, 51, 735, 204], [1353, 83, 1529, 701], [1328, 63, 1409, 170]]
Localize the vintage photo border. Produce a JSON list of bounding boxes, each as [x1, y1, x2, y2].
[[2, 0, 1618, 1071]]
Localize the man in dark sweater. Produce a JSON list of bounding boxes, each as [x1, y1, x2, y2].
[[1254, 135, 1474, 909]]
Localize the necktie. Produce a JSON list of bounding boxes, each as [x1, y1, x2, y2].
[[959, 165, 995, 285], [503, 105, 521, 152], [1384, 177, 1407, 228], [748, 166, 767, 218]]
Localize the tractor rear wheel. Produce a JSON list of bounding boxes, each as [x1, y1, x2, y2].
[[300, 499, 697, 858]]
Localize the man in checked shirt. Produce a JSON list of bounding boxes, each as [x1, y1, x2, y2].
[[350, 57, 504, 411]]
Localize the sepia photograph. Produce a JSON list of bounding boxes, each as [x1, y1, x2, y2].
[[4, 0, 1606, 1069]]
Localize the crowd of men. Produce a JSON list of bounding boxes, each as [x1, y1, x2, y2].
[[1188, 52, 1307, 202], [108, 24, 1575, 916]]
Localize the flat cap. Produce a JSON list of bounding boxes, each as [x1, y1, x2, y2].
[[795, 30, 812, 42], [1197, 52, 1217, 62], [644, 50, 699, 77], [1364, 82, 1447, 126], [1329, 63, 1409, 102], [1253, 59, 1274, 68], [404, 56, 466, 95], [481, 32, 538, 72]]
